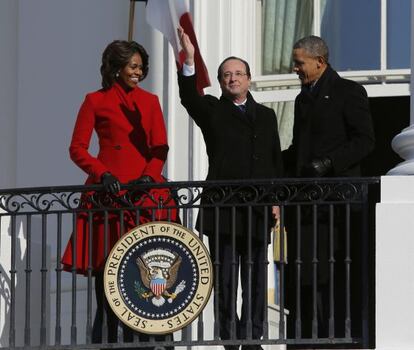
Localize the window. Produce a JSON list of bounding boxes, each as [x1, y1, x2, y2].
[[387, 0, 411, 69], [321, 0, 381, 71], [254, 0, 410, 150], [255, 0, 410, 95]]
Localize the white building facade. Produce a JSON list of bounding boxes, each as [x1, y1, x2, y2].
[[0, 0, 413, 349]]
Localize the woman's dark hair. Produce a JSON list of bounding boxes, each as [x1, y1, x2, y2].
[[100, 40, 149, 89]]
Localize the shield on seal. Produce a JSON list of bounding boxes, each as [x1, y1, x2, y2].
[[104, 221, 214, 334], [150, 277, 166, 296]]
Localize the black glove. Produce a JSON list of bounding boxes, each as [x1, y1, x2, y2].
[[101, 172, 121, 194], [303, 157, 332, 177], [129, 175, 153, 185]]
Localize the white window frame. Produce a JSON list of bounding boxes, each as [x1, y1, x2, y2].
[[251, 0, 411, 102]]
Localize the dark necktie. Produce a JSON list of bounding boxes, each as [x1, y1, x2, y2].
[[237, 104, 253, 123], [237, 104, 246, 113]]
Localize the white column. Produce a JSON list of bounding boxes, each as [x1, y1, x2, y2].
[[376, 1, 414, 348], [376, 176, 414, 349], [387, 0, 414, 174]]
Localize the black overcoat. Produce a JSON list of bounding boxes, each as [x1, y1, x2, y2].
[[178, 73, 284, 240], [283, 65, 375, 177]]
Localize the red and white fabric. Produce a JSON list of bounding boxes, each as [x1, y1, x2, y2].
[[146, 0, 210, 94]]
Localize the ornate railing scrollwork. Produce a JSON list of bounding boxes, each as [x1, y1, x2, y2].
[[0, 178, 378, 215]]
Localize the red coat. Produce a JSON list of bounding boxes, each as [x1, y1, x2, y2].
[[62, 83, 177, 274]]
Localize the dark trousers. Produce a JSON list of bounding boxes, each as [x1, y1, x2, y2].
[[209, 235, 267, 347], [92, 270, 172, 349]]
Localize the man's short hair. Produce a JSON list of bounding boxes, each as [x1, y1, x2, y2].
[[217, 56, 251, 82], [293, 35, 329, 63]]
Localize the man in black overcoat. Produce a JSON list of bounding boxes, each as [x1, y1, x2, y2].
[[176, 27, 284, 350], [283, 35, 375, 342]]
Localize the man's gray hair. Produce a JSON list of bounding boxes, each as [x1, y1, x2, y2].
[[293, 35, 329, 63]]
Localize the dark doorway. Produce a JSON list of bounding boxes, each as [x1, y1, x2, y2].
[[362, 95, 409, 176]]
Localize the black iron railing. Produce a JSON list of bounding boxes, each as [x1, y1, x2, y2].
[[0, 177, 379, 349]]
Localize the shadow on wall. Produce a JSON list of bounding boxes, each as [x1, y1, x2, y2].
[[362, 96, 409, 176]]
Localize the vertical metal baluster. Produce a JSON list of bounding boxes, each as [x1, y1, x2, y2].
[[120, 209, 125, 236], [118, 209, 125, 345], [328, 204, 335, 338], [130, 204, 138, 350], [295, 205, 302, 339], [55, 213, 62, 345], [262, 207, 269, 341], [197, 207, 204, 343], [9, 215, 16, 348], [182, 207, 188, 227], [24, 214, 32, 346], [152, 200, 156, 221], [158, 192, 164, 223], [182, 209, 189, 342], [345, 204, 351, 338], [0, 215, 2, 277], [102, 210, 109, 343], [230, 206, 237, 341], [86, 211, 93, 344], [181, 189, 186, 224], [40, 214, 48, 346], [132, 329, 139, 344], [149, 335, 156, 349], [181, 209, 192, 343], [279, 206, 286, 340], [133, 206, 140, 347], [246, 206, 253, 340], [135, 208, 140, 226], [361, 183, 370, 347], [165, 333, 174, 349], [311, 205, 318, 338], [213, 207, 220, 340], [71, 213, 77, 345]]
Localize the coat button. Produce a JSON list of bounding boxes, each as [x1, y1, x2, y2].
[[114, 145, 121, 150]]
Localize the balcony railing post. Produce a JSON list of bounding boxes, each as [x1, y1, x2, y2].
[[24, 214, 32, 347], [278, 205, 286, 341], [55, 213, 62, 346], [345, 204, 351, 338], [71, 212, 77, 345], [361, 182, 371, 348], [40, 213, 48, 346], [328, 204, 335, 338], [9, 215, 16, 348]]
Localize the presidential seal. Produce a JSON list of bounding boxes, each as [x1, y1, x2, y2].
[[104, 221, 213, 334]]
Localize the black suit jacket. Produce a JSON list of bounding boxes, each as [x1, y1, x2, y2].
[[283, 65, 375, 177], [178, 73, 283, 238]]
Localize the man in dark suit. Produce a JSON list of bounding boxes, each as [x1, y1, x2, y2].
[[177, 27, 283, 350], [283, 35, 375, 341]]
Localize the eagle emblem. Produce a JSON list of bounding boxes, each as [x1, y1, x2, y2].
[[136, 249, 185, 307]]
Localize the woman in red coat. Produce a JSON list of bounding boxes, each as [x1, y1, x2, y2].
[[61, 40, 175, 346]]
